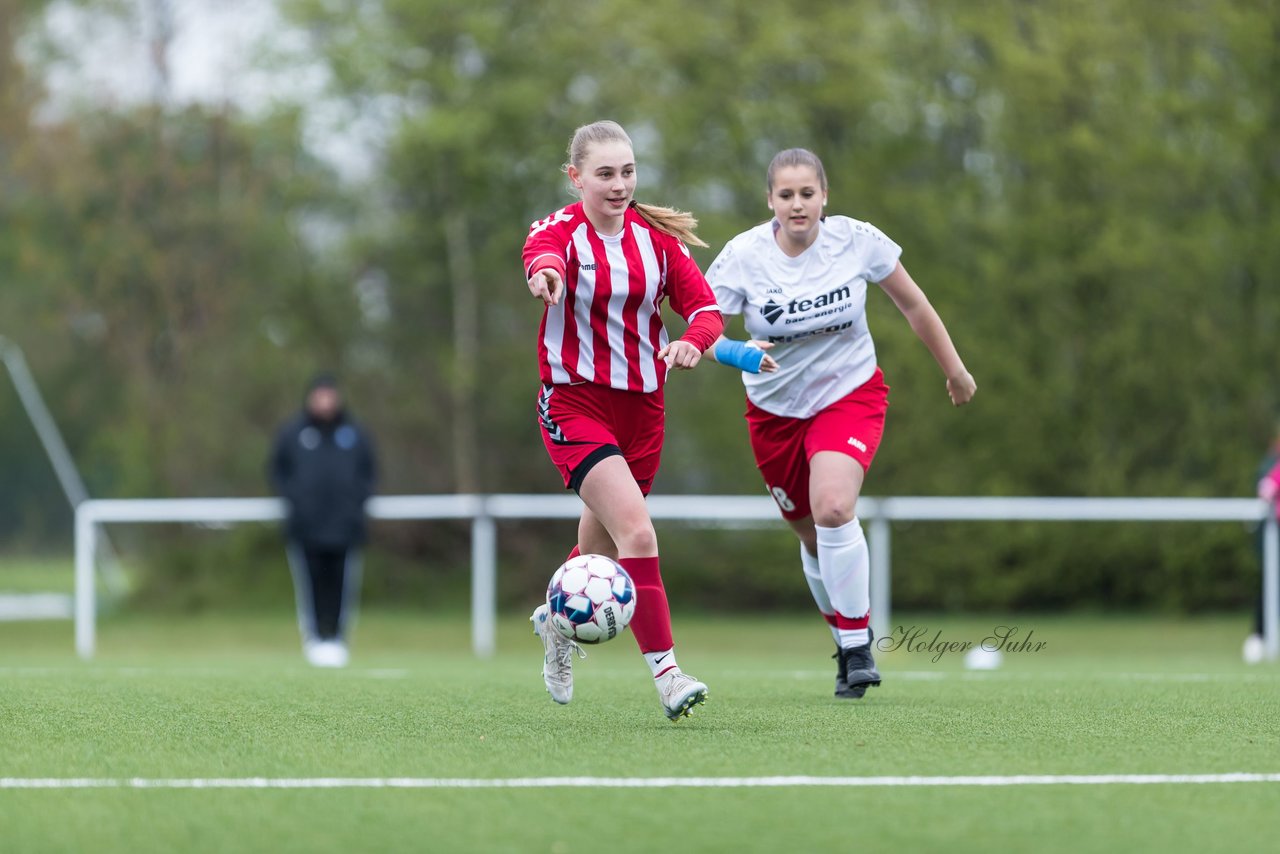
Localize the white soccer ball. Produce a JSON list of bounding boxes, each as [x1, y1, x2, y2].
[[546, 554, 637, 644]]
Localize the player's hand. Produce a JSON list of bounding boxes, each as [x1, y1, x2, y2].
[[658, 339, 702, 371], [528, 269, 563, 306], [946, 370, 976, 406], [749, 340, 779, 373], [1261, 478, 1280, 503]]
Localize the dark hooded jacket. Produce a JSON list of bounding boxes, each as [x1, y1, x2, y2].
[[268, 380, 377, 549]]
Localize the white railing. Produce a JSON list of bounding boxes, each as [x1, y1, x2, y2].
[[74, 495, 1280, 662], [2, 335, 126, 598]]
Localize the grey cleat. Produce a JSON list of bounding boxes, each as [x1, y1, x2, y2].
[[531, 604, 584, 704], [656, 670, 709, 721]]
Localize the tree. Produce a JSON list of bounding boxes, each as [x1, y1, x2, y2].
[[7, 0, 1279, 610], [274, 0, 1280, 610]]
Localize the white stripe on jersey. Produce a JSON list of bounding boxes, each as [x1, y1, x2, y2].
[[601, 237, 631, 389], [631, 221, 662, 392], [525, 252, 563, 277], [542, 251, 571, 384], [569, 224, 598, 382]]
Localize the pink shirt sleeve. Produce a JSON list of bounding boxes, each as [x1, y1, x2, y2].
[[1258, 459, 1280, 504]]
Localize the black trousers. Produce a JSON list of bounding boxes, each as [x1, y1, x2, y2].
[[287, 543, 362, 641], [1255, 524, 1278, 636]]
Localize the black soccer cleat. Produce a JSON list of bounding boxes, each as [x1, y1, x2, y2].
[[835, 628, 881, 700], [832, 648, 849, 695]]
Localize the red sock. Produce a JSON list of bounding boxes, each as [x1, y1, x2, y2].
[[619, 556, 673, 653], [564, 545, 581, 562], [833, 611, 870, 630]]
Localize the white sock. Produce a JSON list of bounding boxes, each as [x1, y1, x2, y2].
[[644, 649, 679, 678], [800, 544, 840, 645], [816, 517, 870, 648], [837, 626, 870, 648]]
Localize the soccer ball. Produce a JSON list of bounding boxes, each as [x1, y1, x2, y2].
[[546, 554, 637, 644]]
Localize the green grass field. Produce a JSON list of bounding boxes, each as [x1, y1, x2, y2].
[[0, 556, 75, 593], [2, 610, 1278, 853]]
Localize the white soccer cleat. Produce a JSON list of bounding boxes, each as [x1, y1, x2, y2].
[[325, 641, 350, 668], [656, 670, 708, 721], [1243, 634, 1265, 665], [531, 604, 583, 704], [304, 640, 349, 668]]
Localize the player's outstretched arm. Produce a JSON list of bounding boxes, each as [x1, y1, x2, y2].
[[528, 268, 563, 306], [877, 262, 976, 406]]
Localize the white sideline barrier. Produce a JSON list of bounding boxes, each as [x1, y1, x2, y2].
[[74, 495, 1279, 662], [0, 594, 74, 621]]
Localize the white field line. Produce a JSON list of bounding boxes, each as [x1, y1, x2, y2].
[[1, 774, 1279, 790], [0, 667, 409, 679]]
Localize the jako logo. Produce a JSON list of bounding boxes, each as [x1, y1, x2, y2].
[[761, 300, 785, 323]]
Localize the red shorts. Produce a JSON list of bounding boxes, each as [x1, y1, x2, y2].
[[745, 367, 889, 520], [537, 383, 665, 495]]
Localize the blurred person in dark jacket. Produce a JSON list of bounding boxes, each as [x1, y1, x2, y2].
[[269, 373, 377, 667]]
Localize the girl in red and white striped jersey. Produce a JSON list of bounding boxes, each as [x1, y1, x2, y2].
[[523, 120, 723, 721]]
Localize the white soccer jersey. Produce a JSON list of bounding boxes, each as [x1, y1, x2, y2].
[[706, 215, 902, 419]]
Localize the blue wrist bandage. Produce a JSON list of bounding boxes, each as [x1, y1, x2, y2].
[[714, 339, 766, 374]]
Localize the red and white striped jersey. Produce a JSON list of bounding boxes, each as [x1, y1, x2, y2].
[[523, 202, 720, 392]]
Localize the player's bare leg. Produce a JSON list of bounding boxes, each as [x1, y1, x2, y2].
[[578, 457, 708, 719], [577, 505, 618, 559]]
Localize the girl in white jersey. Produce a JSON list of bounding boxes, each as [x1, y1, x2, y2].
[[706, 148, 976, 698]]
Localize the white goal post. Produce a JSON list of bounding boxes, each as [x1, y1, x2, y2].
[[73, 495, 1279, 662]]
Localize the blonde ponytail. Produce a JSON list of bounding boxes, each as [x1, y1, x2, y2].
[[631, 202, 708, 248]]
